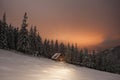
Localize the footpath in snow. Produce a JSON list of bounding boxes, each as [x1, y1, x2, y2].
[[0, 49, 120, 80]]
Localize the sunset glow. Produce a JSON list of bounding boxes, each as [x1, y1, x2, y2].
[[50, 32, 104, 47], [0, 0, 120, 49]]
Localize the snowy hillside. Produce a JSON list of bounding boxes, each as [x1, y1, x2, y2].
[[0, 49, 120, 80]]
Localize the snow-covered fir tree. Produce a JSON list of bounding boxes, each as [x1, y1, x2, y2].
[[17, 12, 29, 53], [29, 26, 35, 54], [36, 32, 43, 56], [55, 40, 59, 53], [0, 13, 8, 49], [7, 24, 15, 49], [0, 20, 3, 48], [43, 39, 51, 58], [59, 42, 66, 55], [49, 40, 55, 57], [29, 26, 42, 56], [65, 43, 72, 63], [13, 27, 19, 50]]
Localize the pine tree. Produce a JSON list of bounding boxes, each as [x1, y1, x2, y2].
[[43, 39, 47, 56], [43, 39, 51, 58], [73, 44, 79, 64], [79, 49, 84, 64], [29, 26, 34, 54], [65, 43, 72, 63], [0, 20, 2, 48], [29, 26, 42, 56], [33, 26, 38, 51], [13, 27, 19, 50], [17, 12, 29, 53], [55, 40, 59, 53], [59, 42, 66, 55], [7, 24, 15, 49], [90, 50, 96, 68], [36, 33, 42, 56], [0, 13, 8, 49], [70, 44, 75, 63], [49, 40, 55, 57]]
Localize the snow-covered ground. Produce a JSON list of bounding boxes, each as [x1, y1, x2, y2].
[[0, 49, 120, 80]]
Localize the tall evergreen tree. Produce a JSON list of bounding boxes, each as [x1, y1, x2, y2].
[[73, 44, 79, 64], [65, 43, 72, 63], [7, 24, 15, 49], [36, 33, 43, 56], [13, 27, 19, 50], [49, 40, 55, 57], [70, 44, 75, 63], [0, 13, 8, 49], [43, 39, 51, 58], [29, 26, 34, 54], [0, 20, 3, 48], [17, 12, 29, 53], [33, 26, 38, 51], [59, 42, 66, 55], [29, 26, 42, 56], [43, 39, 47, 56], [55, 40, 59, 53], [79, 49, 84, 64]]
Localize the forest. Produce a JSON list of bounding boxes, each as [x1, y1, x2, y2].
[[0, 13, 120, 74]]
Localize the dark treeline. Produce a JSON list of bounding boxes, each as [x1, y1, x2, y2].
[[0, 13, 120, 74]]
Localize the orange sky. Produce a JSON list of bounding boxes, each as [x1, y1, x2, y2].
[[0, 0, 120, 50]]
